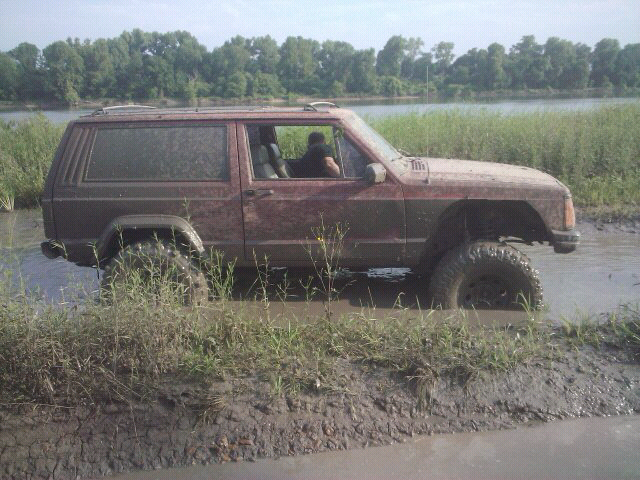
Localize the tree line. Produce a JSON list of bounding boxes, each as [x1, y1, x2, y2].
[[0, 30, 638, 104]]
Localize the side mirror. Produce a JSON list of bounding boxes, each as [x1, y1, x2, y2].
[[365, 163, 386, 184]]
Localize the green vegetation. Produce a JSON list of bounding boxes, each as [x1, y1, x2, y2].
[[1, 105, 639, 210], [0, 114, 65, 210], [1, 253, 638, 408], [371, 104, 640, 208], [0, 31, 639, 104]]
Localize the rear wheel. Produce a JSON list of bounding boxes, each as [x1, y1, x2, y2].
[[428, 241, 543, 310], [101, 240, 208, 305]]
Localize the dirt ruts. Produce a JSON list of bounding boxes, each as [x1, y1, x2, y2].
[[1, 343, 639, 480]]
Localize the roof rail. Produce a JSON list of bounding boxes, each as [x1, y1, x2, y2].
[[304, 101, 340, 111], [91, 105, 157, 116]]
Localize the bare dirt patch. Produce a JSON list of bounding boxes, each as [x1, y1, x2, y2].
[[2, 342, 639, 480]]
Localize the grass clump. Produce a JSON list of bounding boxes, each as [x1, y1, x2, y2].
[[0, 114, 65, 210]]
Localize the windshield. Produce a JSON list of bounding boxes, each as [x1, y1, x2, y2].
[[345, 112, 408, 174]]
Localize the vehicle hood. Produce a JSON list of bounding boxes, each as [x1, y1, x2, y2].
[[402, 157, 566, 189]]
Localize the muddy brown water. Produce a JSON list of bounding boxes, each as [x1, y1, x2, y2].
[[110, 414, 640, 480], [1, 209, 639, 321]]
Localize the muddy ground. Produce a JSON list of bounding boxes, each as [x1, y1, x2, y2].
[[1, 213, 640, 480], [1, 342, 639, 480]]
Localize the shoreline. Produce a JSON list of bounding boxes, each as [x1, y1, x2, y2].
[[1, 88, 639, 112]]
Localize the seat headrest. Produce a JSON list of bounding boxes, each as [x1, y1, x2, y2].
[[266, 143, 281, 160], [250, 144, 270, 166]]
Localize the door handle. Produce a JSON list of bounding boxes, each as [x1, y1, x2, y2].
[[244, 189, 274, 197]]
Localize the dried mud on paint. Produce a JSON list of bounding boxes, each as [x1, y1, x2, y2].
[[1, 343, 639, 479]]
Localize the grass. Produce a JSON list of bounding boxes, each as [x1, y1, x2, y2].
[[2, 105, 639, 211], [1, 249, 638, 409], [0, 114, 65, 210], [371, 104, 640, 209]]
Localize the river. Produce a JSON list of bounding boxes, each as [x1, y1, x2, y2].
[[1, 97, 639, 124]]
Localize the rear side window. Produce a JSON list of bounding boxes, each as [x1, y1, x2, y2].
[[86, 125, 228, 181]]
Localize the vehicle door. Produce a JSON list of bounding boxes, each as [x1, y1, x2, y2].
[[237, 121, 406, 268]]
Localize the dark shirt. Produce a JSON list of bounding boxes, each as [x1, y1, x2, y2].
[[298, 143, 334, 178]]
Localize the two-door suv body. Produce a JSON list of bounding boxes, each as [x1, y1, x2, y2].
[[41, 103, 579, 308]]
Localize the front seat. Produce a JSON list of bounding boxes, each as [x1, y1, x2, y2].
[[250, 144, 278, 179], [265, 143, 294, 178]]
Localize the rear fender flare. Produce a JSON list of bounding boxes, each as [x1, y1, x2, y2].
[[95, 215, 205, 263]]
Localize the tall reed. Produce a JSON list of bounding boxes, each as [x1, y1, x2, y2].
[[371, 104, 640, 208], [0, 114, 65, 209]]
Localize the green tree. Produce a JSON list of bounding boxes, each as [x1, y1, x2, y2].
[[278, 36, 320, 93], [347, 48, 376, 93], [544, 37, 574, 89], [248, 71, 284, 97], [507, 35, 547, 89], [564, 43, 591, 89], [81, 38, 115, 98], [0, 52, 19, 99], [487, 43, 508, 89], [223, 71, 247, 98], [106, 36, 132, 98], [412, 53, 433, 83], [42, 41, 85, 103], [248, 36, 280, 74], [591, 38, 620, 87], [450, 48, 488, 90], [173, 31, 207, 79], [379, 75, 404, 96], [431, 41, 455, 76], [317, 40, 355, 89], [615, 43, 640, 88], [400, 37, 424, 79], [376, 36, 406, 76], [9, 42, 45, 99]]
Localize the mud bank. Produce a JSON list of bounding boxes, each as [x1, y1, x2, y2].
[[1, 342, 639, 480]]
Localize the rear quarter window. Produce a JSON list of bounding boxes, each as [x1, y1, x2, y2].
[[86, 125, 228, 181]]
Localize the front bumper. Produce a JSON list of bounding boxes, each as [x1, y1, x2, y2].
[[551, 229, 580, 253]]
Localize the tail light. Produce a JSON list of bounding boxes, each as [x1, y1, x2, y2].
[[564, 194, 575, 230]]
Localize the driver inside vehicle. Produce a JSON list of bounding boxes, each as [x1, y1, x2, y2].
[[299, 131, 341, 178]]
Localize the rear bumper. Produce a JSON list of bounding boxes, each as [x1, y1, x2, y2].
[[551, 229, 580, 253]]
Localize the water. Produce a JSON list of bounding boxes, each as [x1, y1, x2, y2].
[[347, 96, 640, 118], [1, 97, 639, 125], [111, 414, 640, 480], [1, 209, 638, 321]]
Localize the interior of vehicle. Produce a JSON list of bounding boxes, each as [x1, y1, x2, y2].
[[247, 124, 369, 180]]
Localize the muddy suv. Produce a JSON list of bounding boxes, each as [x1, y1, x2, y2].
[[41, 103, 579, 308]]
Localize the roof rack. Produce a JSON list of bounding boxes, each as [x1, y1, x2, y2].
[[304, 101, 340, 111], [91, 105, 157, 116]]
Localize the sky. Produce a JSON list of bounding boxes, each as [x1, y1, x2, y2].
[[0, 0, 638, 57]]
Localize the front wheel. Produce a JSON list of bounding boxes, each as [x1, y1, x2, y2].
[[428, 242, 543, 310], [101, 240, 209, 305]]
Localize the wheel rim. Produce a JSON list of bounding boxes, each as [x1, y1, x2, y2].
[[458, 274, 514, 309]]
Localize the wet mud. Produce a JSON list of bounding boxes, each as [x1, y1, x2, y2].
[[1, 342, 639, 479]]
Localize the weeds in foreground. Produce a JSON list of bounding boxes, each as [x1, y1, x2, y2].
[[1, 254, 639, 408], [305, 219, 349, 318]]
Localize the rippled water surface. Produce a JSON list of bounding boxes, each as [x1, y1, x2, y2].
[[1, 209, 638, 320]]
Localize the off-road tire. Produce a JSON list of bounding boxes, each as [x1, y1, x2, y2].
[[428, 241, 543, 310], [101, 240, 208, 305]]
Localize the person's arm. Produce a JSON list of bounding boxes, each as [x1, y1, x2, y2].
[[323, 156, 341, 178]]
